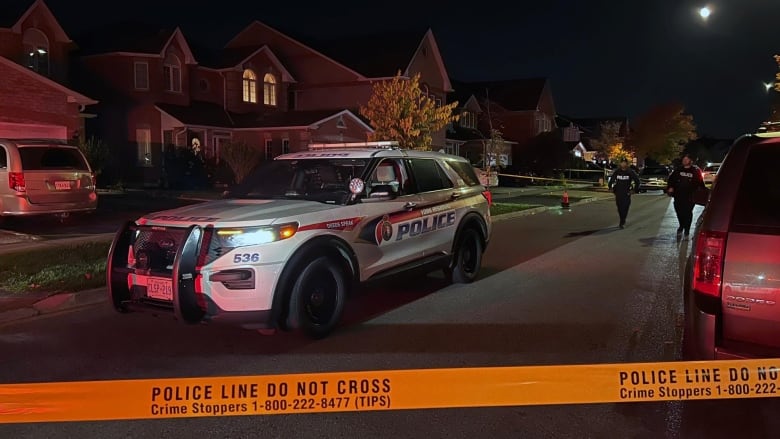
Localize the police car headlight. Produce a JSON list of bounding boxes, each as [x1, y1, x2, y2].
[[214, 222, 298, 248]]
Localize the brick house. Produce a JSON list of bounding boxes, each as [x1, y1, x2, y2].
[[0, 0, 97, 140], [445, 88, 516, 166], [226, 21, 452, 149], [449, 78, 557, 165], [75, 21, 453, 187], [560, 115, 631, 164]]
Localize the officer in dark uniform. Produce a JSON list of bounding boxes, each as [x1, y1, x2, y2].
[[608, 158, 641, 228], [666, 153, 705, 236]]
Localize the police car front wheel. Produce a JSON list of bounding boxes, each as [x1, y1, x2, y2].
[[286, 256, 347, 339]]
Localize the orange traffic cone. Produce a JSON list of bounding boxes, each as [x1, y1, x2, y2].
[[561, 190, 570, 209]]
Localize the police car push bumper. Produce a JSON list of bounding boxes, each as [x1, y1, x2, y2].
[[106, 221, 204, 323]]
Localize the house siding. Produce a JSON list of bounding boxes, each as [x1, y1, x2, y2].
[[0, 56, 81, 138]]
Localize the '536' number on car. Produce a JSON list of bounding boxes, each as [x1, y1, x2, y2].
[[233, 253, 260, 263]]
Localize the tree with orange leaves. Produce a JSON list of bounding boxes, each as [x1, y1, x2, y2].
[[360, 71, 458, 150]]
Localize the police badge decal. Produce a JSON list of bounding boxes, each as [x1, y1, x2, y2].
[[375, 215, 393, 244]]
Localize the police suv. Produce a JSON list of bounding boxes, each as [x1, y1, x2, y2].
[[107, 142, 493, 338]]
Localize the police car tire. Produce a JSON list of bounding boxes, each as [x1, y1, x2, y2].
[[450, 228, 483, 284], [286, 256, 347, 339]]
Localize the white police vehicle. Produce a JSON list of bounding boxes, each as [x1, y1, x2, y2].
[[107, 142, 493, 338]]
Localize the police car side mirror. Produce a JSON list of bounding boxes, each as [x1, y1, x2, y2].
[[368, 184, 398, 200], [693, 187, 710, 206]]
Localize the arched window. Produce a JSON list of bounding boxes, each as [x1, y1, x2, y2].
[[23, 28, 49, 75], [243, 69, 257, 103], [263, 73, 277, 106], [163, 52, 181, 92]]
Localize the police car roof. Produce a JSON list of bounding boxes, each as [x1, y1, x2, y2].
[[275, 149, 469, 162]]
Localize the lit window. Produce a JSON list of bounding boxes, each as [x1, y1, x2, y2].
[[23, 28, 49, 75], [243, 70, 257, 103], [263, 73, 277, 106], [136, 128, 152, 166]]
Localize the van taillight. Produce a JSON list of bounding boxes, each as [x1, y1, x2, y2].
[[482, 190, 492, 206], [9, 172, 25, 192], [692, 230, 726, 298]]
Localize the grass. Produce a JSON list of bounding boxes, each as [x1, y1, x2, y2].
[[490, 203, 540, 216], [0, 242, 110, 294]]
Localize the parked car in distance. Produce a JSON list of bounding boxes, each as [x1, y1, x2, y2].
[[638, 166, 671, 192], [0, 139, 97, 222], [683, 132, 780, 360], [702, 162, 721, 185]]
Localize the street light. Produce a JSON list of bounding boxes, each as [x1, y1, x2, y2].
[[699, 6, 711, 20], [765, 82, 774, 92]]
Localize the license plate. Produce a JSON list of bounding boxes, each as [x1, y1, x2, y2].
[[54, 181, 72, 190], [147, 277, 173, 301]]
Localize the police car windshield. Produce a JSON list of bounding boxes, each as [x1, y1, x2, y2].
[[227, 158, 368, 204]]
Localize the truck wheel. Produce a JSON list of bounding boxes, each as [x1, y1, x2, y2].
[[449, 228, 483, 284], [286, 256, 347, 339]]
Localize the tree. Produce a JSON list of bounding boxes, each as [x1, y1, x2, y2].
[[359, 71, 459, 150], [631, 103, 697, 164], [589, 121, 625, 163], [76, 136, 111, 176], [482, 128, 508, 168], [220, 141, 262, 184]]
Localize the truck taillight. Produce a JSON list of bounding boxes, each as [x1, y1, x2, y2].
[[9, 172, 25, 192], [482, 190, 492, 206], [692, 230, 727, 298]]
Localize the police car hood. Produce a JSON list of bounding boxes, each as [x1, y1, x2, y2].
[[138, 199, 340, 227]]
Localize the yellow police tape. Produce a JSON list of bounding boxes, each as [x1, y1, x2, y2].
[[2, 358, 780, 423]]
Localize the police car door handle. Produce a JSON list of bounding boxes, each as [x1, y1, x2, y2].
[[404, 201, 417, 209]]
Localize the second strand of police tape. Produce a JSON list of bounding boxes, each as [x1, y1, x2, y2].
[[2, 358, 780, 423]]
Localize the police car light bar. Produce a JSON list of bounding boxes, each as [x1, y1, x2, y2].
[[308, 141, 400, 150]]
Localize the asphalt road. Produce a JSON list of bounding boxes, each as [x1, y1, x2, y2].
[[1, 194, 777, 438]]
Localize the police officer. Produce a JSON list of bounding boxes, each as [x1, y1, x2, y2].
[[608, 158, 641, 229], [666, 153, 705, 236]]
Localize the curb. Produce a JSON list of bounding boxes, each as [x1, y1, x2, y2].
[[0, 288, 106, 327], [491, 195, 610, 222]]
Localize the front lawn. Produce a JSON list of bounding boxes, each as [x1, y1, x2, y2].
[[0, 242, 110, 294], [490, 203, 540, 216]]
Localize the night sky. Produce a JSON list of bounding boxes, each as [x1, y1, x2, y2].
[[36, 0, 780, 138]]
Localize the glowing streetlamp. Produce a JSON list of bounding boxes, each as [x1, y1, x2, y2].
[[765, 82, 774, 92], [699, 6, 711, 20]]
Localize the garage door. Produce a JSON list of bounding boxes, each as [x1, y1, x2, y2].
[[0, 122, 67, 140]]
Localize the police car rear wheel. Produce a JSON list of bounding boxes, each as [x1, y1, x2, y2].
[[287, 256, 347, 339], [450, 228, 483, 284]]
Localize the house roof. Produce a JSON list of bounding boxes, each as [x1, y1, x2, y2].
[[194, 45, 261, 69], [156, 102, 371, 131], [288, 29, 427, 78], [451, 78, 548, 112], [157, 101, 236, 128], [73, 22, 176, 56], [193, 44, 296, 82], [0, 0, 34, 28], [0, 55, 96, 105], [446, 125, 485, 142]]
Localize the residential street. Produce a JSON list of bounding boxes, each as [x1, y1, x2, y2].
[[1, 193, 775, 438]]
